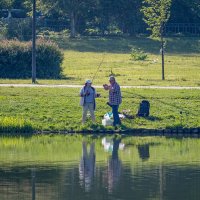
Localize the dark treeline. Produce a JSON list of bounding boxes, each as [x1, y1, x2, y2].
[[0, 0, 200, 37]]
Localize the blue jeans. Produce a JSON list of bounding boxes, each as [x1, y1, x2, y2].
[[111, 105, 121, 126]]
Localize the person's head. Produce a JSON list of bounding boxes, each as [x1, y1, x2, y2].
[[85, 79, 92, 86], [109, 76, 115, 84]]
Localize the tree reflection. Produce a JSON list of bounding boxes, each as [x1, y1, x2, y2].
[[79, 141, 95, 192]]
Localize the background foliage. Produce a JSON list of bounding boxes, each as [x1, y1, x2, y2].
[[0, 39, 64, 78], [1, 0, 200, 37]]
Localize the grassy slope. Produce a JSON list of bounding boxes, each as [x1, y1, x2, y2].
[[0, 87, 199, 132], [0, 37, 199, 86]]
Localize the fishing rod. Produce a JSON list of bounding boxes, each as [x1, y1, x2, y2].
[[91, 53, 106, 83], [90, 56, 193, 118]]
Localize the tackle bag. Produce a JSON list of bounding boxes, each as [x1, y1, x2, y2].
[[137, 100, 150, 117]]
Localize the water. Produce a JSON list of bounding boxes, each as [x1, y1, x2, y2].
[[0, 135, 199, 200]]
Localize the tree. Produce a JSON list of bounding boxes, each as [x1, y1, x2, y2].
[[141, 0, 171, 80], [92, 0, 144, 36], [0, 0, 13, 8], [39, 0, 93, 38], [111, 0, 144, 35], [170, 0, 200, 23], [39, 0, 75, 38]]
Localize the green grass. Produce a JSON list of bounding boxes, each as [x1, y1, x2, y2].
[[0, 37, 199, 86], [60, 50, 200, 86], [0, 36, 199, 133], [0, 87, 199, 133]]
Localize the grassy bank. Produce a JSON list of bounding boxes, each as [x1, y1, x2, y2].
[[0, 37, 200, 86], [0, 87, 199, 133]]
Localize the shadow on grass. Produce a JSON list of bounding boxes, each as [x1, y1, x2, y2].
[[54, 36, 200, 54], [35, 76, 76, 83], [122, 90, 199, 118], [81, 122, 131, 132], [0, 76, 76, 82], [139, 116, 162, 121], [165, 37, 200, 54], [56, 36, 160, 54], [58, 76, 75, 80]]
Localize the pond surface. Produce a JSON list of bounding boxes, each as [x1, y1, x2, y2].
[[0, 135, 199, 200]]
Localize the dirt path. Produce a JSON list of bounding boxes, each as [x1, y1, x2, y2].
[[0, 83, 200, 90], [0, 84, 84, 88]]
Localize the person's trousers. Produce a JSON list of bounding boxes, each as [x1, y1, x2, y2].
[[111, 105, 121, 126], [82, 102, 95, 123]]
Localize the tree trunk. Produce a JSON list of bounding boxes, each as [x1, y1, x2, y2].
[[70, 11, 76, 38], [161, 36, 165, 80]]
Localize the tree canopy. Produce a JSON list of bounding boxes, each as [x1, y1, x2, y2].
[[0, 0, 199, 36], [141, 0, 172, 37]]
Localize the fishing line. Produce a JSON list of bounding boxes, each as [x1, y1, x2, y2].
[[87, 53, 194, 121], [91, 53, 106, 83]]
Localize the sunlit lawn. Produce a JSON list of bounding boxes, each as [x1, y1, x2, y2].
[[0, 87, 199, 132], [0, 37, 199, 86], [60, 51, 200, 86]]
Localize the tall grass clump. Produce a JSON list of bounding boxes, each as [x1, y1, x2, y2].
[[0, 39, 64, 79], [0, 117, 34, 134], [130, 47, 148, 61]]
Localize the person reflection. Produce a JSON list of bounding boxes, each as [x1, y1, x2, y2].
[[137, 144, 150, 161], [102, 137, 124, 193], [79, 141, 95, 192]]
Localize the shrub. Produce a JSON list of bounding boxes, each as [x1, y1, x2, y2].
[[84, 28, 100, 36], [130, 48, 148, 61], [0, 117, 34, 133], [0, 39, 64, 79], [38, 29, 70, 39]]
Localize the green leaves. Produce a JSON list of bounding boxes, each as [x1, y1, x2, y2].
[[141, 0, 172, 38]]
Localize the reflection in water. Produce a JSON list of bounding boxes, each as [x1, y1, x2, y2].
[[79, 142, 95, 192], [137, 144, 150, 161], [0, 136, 200, 200], [102, 137, 125, 152], [102, 137, 124, 193], [31, 168, 36, 200], [79, 138, 125, 193], [107, 138, 121, 193]]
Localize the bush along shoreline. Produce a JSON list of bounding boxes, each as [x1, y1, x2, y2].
[[0, 117, 34, 134], [0, 39, 64, 79]]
